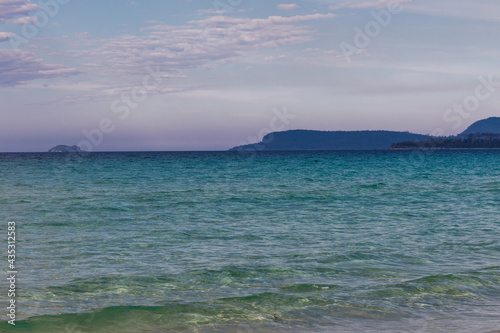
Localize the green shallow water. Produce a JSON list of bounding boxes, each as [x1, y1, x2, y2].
[[1, 151, 500, 332]]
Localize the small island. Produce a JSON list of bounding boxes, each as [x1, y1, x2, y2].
[[48, 145, 82, 153]]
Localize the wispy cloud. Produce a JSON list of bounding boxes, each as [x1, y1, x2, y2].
[[264, 55, 287, 62], [327, 0, 500, 22], [0, 0, 40, 24], [0, 31, 16, 42], [404, 0, 500, 22], [277, 4, 299, 11], [57, 13, 335, 101], [328, 0, 412, 10], [9, 16, 36, 24], [197, 8, 248, 15], [192, 13, 335, 26], [0, 49, 81, 86]]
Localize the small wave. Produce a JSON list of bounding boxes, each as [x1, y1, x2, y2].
[[0, 304, 250, 333], [220, 292, 310, 308], [366, 273, 494, 301], [358, 182, 386, 189], [46, 275, 179, 296], [280, 283, 337, 293]]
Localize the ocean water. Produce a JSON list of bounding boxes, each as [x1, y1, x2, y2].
[[1, 151, 499, 333]]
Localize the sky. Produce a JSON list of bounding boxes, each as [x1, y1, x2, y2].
[[1, 0, 500, 152]]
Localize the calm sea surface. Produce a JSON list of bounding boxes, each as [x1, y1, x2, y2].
[[1, 151, 499, 332]]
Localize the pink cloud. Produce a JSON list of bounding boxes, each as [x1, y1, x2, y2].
[[72, 13, 336, 80], [43, 13, 335, 102], [0, 49, 81, 86], [0, 0, 40, 23], [9, 16, 36, 24], [0, 32, 16, 42], [277, 4, 299, 11], [330, 0, 412, 10]]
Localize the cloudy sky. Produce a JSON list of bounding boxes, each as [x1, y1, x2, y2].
[[1, 0, 500, 151]]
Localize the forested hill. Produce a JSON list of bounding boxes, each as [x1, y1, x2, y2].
[[390, 133, 500, 149], [230, 130, 431, 151], [461, 117, 500, 135]]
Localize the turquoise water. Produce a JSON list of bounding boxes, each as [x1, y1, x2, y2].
[[1, 151, 499, 332]]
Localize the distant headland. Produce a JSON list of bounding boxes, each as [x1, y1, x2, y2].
[[229, 117, 500, 151], [48, 145, 82, 153], [230, 130, 431, 151], [390, 117, 500, 149]]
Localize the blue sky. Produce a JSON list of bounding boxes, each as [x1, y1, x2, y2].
[[1, 0, 500, 151]]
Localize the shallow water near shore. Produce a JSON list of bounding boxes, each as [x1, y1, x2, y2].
[[1, 151, 499, 332]]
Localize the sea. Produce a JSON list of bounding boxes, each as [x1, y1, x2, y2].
[[1, 150, 499, 333]]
